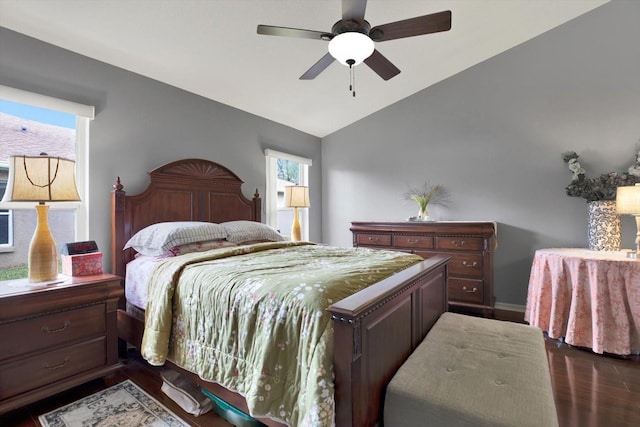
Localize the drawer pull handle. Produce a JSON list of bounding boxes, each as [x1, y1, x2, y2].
[[407, 239, 419, 244], [42, 321, 71, 334], [462, 286, 478, 293], [368, 237, 380, 242], [462, 261, 478, 267], [452, 240, 466, 246], [42, 356, 70, 370]]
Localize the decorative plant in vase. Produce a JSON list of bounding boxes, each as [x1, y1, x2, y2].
[[562, 150, 640, 251], [403, 182, 450, 221]]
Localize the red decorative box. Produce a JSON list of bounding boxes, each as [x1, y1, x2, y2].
[[62, 252, 103, 276]]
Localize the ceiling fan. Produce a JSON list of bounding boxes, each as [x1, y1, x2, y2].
[[257, 0, 452, 82]]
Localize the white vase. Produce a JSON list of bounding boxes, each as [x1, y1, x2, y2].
[[587, 200, 621, 251], [418, 207, 429, 221]]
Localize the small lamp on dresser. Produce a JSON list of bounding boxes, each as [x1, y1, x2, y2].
[[284, 185, 310, 242], [1, 154, 81, 281], [616, 183, 640, 259]]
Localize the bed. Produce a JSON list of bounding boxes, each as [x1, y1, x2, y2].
[[111, 158, 448, 427]]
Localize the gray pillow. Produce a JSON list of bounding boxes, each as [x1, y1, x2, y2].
[[221, 220, 286, 244], [124, 221, 227, 256]]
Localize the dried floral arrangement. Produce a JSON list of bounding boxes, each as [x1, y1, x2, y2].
[[403, 182, 450, 217], [562, 150, 640, 202]]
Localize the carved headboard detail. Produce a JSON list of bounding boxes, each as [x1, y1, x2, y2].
[[111, 158, 261, 278]]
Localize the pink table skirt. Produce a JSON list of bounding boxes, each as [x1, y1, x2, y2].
[[525, 248, 640, 355]]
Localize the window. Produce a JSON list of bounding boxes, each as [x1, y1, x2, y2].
[[0, 179, 11, 248], [0, 85, 94, 278], [265, 149, 312, 240]]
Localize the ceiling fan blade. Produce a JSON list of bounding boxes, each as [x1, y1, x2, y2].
[[369, 10, 452, 42], [342, 0, 367, 21], [300, 53, 336, 80], [257, 25, 330, 40], [364, 49, 400, 81]]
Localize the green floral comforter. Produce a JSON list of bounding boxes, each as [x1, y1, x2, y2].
[[141, 241, 421, 426]]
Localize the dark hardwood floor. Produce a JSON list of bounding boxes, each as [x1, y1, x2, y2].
[[1, 339, 638, 427], [0, 350, 235, 427]]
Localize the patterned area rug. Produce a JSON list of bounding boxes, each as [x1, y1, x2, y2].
[[38, 380, 189, 427]]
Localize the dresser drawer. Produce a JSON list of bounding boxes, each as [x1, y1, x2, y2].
[[0, 304, 105, 361], [448, 278, 484, 305], [436, 237, 484, 251], [0, 337, 106, 399], [356, 233, 392, 247], [447, 254, 484, 278], [392, 235, 434, 249]]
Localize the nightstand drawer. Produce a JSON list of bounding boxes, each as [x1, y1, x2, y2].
[[436, 237, 484, 251], [0, 304, 105, 361], [356, 233, 392, 246], [392, 235, 434, 249], [448, 278, 484, 305], [447, 254, 484, 278], [0, 337, 106, 399]]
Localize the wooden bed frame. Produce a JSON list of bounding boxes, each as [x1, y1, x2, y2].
[[111, 158, 448, 427]]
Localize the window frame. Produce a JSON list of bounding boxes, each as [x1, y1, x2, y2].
[[265, 149, 312, 241], [0, 174, 12, 251], [0, 85, 94, 245]]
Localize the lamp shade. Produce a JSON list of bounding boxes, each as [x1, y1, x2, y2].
[[1, 155, 81, 203], [284, 185, 310, 208], [328, 32, 375, 66], [616, 183, 640, 215]]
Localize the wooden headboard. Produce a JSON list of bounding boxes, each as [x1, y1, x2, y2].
[[111, 158, 261, 278]]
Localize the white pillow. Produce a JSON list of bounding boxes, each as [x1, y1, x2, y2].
[[221, 220, 286, 244], [124, 221, 227, 256]]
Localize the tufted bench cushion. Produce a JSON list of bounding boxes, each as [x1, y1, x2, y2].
[[384, 312, 558, 427]]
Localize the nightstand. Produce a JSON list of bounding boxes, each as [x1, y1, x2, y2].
[[0, 274, 123, 414]]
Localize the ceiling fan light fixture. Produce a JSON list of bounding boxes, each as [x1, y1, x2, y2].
[[328, 32, 374, 66]]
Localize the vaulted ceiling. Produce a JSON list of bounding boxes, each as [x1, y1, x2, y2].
[[0, 0, 609, 137]]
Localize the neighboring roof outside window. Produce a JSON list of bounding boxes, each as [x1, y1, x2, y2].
[[0, 112, 75, 162]]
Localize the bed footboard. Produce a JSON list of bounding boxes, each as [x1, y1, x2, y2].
[[328, 256, 449, 427]]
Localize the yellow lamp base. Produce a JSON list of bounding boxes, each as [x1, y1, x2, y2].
[[291, 207, 302, 242], [28, 204, 58, 282]]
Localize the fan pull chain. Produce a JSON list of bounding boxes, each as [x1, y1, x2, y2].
[[347, 59, 356, 97]]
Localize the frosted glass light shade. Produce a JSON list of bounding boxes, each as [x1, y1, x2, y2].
[[328, 32, 374, 66]]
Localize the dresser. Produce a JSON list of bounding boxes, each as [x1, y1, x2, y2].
[[0, 274, 123, 414], [351, 221, 497, 313]]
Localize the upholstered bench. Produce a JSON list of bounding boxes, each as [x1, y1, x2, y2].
[[384, 312, 558, 427]]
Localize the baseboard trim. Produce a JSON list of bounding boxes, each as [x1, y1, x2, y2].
[[494, 302, 525, 312], [494, 302, 526, 323]]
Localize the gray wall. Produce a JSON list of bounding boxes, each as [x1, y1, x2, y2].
[[322, 0, 640, 307], [0, 28, 322, 272], [1, 1, 637, 308]]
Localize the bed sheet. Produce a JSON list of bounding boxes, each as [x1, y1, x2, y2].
[[125, 254, 167, 310]]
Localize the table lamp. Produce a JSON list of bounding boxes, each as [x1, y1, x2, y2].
[[284, 185, 310, 242], [616, 183, 640, 259], [1, 154, 81, 281]]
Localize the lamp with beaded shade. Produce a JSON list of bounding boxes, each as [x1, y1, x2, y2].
[[2, 154, 81, 282]]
